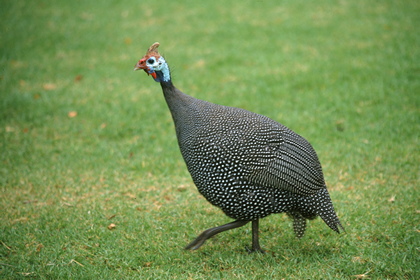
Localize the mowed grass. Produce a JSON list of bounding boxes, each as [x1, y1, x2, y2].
[[1, 0, 418, 279]]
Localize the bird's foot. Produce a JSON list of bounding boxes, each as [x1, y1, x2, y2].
[[245, 245, 265, 254]]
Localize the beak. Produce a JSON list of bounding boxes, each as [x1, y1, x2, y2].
[[134, 58, 157, 79], [134, 57, 148, 71], [134, 60, 144, 71]]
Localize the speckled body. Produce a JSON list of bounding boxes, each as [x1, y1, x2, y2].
[[161, 81, 343, 238]]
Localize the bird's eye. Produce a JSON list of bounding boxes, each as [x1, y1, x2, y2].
[[147, 58, 155, 64]]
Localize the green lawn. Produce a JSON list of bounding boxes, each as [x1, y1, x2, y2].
[[1, 0, 418, 279]]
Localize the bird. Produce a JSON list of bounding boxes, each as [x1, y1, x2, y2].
[[134, 42, 344, 252]]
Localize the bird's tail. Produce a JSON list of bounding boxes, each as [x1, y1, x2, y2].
[[316, 188, 345, 234], [290, 188, 344, 238]]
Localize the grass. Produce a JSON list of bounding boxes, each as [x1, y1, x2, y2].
[[1, 0, 418, 279]]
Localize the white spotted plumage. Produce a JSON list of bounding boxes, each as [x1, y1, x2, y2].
[[135, 43, 344, 251]]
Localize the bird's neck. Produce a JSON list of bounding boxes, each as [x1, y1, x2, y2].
[[160, 78, 192, 111], [159, 73, 200, 143], [157, 62, 186, 107], [158, 68, 176, 97], [154, 61, 171, 83], [156, 60, 202, 128]]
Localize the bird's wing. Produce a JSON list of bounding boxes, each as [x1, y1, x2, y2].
[[192, 105, 326, 196], [243, 125, 326, 196]]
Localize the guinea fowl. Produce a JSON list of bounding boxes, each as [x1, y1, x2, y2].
[[134, 42, 344, 252]]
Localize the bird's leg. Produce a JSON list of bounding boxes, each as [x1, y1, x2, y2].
[[249, 219, 265, 253], [185, 220, 249, 250]]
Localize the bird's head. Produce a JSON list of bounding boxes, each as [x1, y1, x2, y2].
[[134, 42, 169, 82]]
